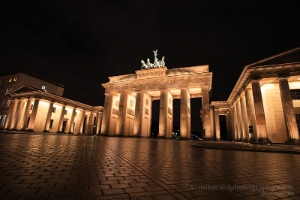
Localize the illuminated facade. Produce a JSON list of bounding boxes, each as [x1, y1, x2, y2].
[[3, 86, 103, 134], [213, 47, 300, 143], [101, 66, 213, 139]]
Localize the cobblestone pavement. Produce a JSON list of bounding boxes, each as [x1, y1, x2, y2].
[[0, 133, 300, 200]]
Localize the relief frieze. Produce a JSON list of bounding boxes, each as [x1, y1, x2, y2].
[[127, 108, 135, 116]]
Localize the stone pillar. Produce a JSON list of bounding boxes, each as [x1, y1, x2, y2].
[[5, 99, 19, 130], [22, 98, 34, 130], [101, 94, 111, 134], [133, 92, 143, 136], [79, 110, 85, 134], [202, 87, 212, 140], [251, 79, 270, 143], [88, 112, 94, 134], [44, 101, 54, 132], [210, 107, 215, 139], [96, 112, 103, 135], [240, 93, 249, 142], [84, 113, 90, 134], [27, 98, 40, 132], [278, 77, 300, 144], [236, 98, 244, 141], [245, 88, 257, 142], [15, 99, 26, 130], [68, 107, 76, 134], [159, 90, 167, 137], [233, 103, 239, 141], [226, 112, 231, 140], [214, 107, 220, 141], [180, 89, 191, 139], [117, 92, 127, 136], [12, 99, 24, 130], [57, 105, 66, 133]]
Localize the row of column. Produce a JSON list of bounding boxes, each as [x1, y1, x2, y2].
[[4, 97, 103, 134], [227, 77, 299, 143], [101, 87, 212, 139]]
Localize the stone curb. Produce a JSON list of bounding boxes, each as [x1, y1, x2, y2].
[[191, 144, 300, 154]]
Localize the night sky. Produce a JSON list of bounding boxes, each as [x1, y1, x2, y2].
[[1, 1, 300, 132]]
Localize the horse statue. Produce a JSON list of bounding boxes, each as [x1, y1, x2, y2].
[[147, 58, 154, 68], [141, 60, 148, 69]]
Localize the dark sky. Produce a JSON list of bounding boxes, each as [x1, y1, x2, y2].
[[1, 0, 300, 131]]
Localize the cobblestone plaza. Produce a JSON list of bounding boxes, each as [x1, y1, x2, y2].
[[0, 133, 300, 199]]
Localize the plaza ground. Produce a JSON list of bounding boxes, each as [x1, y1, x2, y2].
[[0, 132, 300, 199]]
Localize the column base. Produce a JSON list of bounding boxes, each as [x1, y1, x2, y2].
[[204, 137, 214, 141], [285, 139, 300, 144], [27, 129, 35, 132], [257, 138, 271, 144], [67, 132, 74, 134], [43, 130, 50, 133]]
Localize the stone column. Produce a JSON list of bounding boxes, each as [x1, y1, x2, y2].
[[117, 92, 127, 136], [101, 94, 112, 135], [21, 98, 34, 130], [278, 77, 300, 143], [43, 101, 54, 132], [245, 88, 257, 142], [226, 112, 231, 140], [96, 112, 103, 135], [133, 92, 143, 136], [79, 110, 85, 134], [5, 99, 19, 130], [214, 107, 220, 141], [240, 93, 249, 142], [202, 87, 212, 140], [27, 98, 40, 132], [88, 112, 94, 134], [233, 103, 239, 141], [251, 79, 270, 143], [15, 99, 26, 130], [84, 113, 90, 134], [210, 107, 215, 139], [159, 90, 167, 137], [180, 89, 191, 139], [68, 107, 76, 134], [12, 99, 24, 130], [57, 105, 66, 133], [236, 98, 244, 141]]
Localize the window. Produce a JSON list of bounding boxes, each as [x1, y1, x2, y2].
[[6, 100, 11, 108], [50, 119, 54, 129], [13, 77, 17, 82], [1, 115, 6, 126], [290, 90, 300, 99], [5, 86, 14, 95], [1, 101, 5, 109], [296, 114, 300, 134], [42, 85, 46, 90], [52, 107, 56, 113], [8, 77, 12, 82]]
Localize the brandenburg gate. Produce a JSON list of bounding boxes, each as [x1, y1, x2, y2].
[[100, 50, 212, 139]]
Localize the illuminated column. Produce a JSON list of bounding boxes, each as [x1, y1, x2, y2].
[[240, 93, 249, 142], [43, 101, 54, 132], [133, 92, 143, 136], [57, 105, 66, 133], [88, 112, 94, 134], [22, 98, 34, 130], [84, 113, 90, 134], [180, 89, 191, 139], [159, 89, 173, 138], [236, 98, 244, 141], [12, 99, 24, 129], [214, 107, 220, 141], [202, 87, 212, 140], [68, 107, 76, 134], [15, 99, 26, 130], [117, 92, 127, 135], [79, 110, 85, 134], [5, 99, 19, 129], [27, 98, 40, 132], [245, 88, 257, 142], [210, 107, 215, 139], [226, 112, 231, 140], [233, 103, 239, 141], [251, 79, 270, 143], [101, 94, 112, 135], [96, 111, 103, 135], [279, 77, 300, 143]]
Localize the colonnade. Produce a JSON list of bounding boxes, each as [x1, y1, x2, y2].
[[4, 97, 103, 134]]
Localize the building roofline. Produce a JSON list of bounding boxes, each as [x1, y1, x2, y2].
[[0, 69, 65, 88]]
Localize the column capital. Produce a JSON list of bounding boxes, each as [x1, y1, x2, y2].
[[278, 72, 290, 79], [250, 75, 262, 81]]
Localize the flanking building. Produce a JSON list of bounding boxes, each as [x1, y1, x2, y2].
[[212, 47, 300, 144], [0, 71, 103, 134]]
